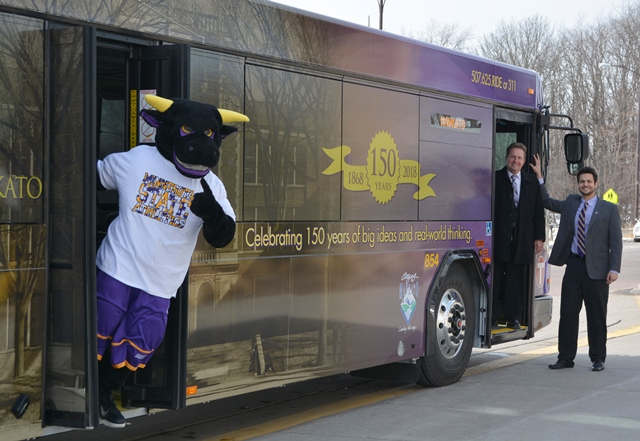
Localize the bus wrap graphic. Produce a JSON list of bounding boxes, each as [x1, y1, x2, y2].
[[399, 272, 419, 326], [322, 131, 436, 204]]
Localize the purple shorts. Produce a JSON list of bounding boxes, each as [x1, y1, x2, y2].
[[96, 269, 170, 370]]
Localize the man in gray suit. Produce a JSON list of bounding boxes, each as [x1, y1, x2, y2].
[[531, 157, 622, 371]]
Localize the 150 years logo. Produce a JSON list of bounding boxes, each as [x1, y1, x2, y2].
[[322, 131, 436, 204]]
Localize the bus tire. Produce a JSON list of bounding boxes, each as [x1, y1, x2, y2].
[[418, 265, 475, 387]]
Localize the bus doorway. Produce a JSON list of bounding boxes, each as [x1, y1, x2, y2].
[[491, 109, 549, 343], [45, 30, 190, 431], [95, 37, 190, 411]]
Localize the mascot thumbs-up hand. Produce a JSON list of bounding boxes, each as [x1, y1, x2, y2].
[[191, 178, 221, 222], [191, 178, 235, 248]]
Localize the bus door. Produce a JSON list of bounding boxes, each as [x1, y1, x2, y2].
[[492, 108, 537, 342], [45, 24, 100, 430], [45, 28, 190, 431], [95, 35, 191, 410]]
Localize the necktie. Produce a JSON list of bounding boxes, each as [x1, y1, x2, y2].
[[577, 203, 587, 257], [511, 175, 519, 206]]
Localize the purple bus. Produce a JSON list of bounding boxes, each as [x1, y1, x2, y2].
[[0, 1, 586, 438]]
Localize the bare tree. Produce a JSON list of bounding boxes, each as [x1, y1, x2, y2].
[[403, 19, 474, 51], [0, 14, 46, 377], [557, 4, 640, 226], [0, 225, 45, 377], [477, 15, 561, 77]]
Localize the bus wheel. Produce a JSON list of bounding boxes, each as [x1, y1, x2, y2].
[[419, 265, 475, 387]]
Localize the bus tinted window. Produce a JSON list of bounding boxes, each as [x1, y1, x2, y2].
[[0, 14, 44, 224], [191, 49, 245, 221], [419, 98, 492, 221], [341, 83, 420, 221], [244, 65, 342, 221]]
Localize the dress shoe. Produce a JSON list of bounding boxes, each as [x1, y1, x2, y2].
[[592, 361, 605, 371], [548, 360, 574, 369], [506, 319, 521, 329]]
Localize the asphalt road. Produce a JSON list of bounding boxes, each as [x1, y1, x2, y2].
[[46, 240, 640, 441]]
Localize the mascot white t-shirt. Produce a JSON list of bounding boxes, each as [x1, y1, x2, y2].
[[96, 145, 235, 299]]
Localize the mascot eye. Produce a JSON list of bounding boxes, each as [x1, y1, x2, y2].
[[204, 129, 214, 139], [180, 125, 195, 136]]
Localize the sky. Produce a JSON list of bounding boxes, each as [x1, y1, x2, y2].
[[271, 0, 622, 44]]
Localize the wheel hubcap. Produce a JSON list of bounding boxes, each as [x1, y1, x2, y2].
[[436, 288, 466, 359]]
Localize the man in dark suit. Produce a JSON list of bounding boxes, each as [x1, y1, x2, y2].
[[493, 143, 545, 329], [531, 158, 622, 372]]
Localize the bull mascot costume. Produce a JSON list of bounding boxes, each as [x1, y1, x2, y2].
[[95, 95, 248, 428]]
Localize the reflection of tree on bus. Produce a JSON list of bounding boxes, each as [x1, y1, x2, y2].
[[492, 143, 545, 329]]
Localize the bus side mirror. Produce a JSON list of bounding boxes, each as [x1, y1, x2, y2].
[[564, 133, 589, 175]]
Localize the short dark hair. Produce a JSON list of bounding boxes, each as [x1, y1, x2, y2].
[[505, 142, 527, 159], [577, 166, 598, 183]]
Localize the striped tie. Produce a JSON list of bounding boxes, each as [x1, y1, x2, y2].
[[577, 203, 587, 257], [511, 175, 519, 206]]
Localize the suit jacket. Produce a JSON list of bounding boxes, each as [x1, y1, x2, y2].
[[541, 184, 622, 280], [494, 167, 545, 264]]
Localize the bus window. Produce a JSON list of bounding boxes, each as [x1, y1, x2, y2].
[[341, 83, 419, 221], [495, 109, 534, 169], [97, 47, 128, 159], [419, 97, 493, 221], [244, 65, 342, 222]]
